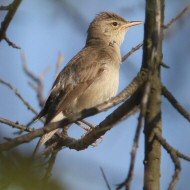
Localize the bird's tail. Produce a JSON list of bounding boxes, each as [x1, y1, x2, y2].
[[33, 112, 65, 157], [32, 128, 59, 157]]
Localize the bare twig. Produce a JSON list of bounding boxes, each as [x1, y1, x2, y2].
[[0, 5, 10, 11], [0, 117, 34, 132], [122, 42, 143, 63], [0, 0, 22, 48], [100, 167, 112, 190], [0, 78, 38, 115], [21, 52, 48, 107], [163, 4, 190, 29], [43, 150, 59, 183], [162, 85, 190, 122], [154, 131, 182, 190], [117, 78, 150, 190], [4, 35, 21, 49]]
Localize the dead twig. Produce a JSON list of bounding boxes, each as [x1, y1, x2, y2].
[[122, 42, 143, 63], [4, 35, 21, 49], [0, 0, 22, 48], [100, 167, 112, 190], [163, 4, 190, 29], [21, 51, 48, 107], [154, 131, 182, 190], [162, 85, 190, 122], [0, 78, 38, 115], [117, 77, 150, 190], [0, 117, 34, 133]]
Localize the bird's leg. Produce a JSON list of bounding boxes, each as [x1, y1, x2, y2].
[[78, 120, 104, 146], [81, 119, 96, 129], [75, 121, 89, 131]]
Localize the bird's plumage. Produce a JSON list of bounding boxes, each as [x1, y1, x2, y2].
[[33, 12, 143, 155]]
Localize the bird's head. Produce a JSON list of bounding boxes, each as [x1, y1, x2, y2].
[[86, 12, 143, 47]]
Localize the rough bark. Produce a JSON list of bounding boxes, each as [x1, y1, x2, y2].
[[143, 0, 164, 189]]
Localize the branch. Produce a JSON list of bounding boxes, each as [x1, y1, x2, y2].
[[52, 88, 141, 152], [0, 117, 34, 133], [117, 78, 150, 190], [122, 42, 143, 63], [163, 4, 190, 29], [0, 0, 22, 48], [154, 131, 182, 190], [21, 52, 47, 107], [162, 85, 190, 122], [43, 150, 59, 183], [0, 78, 38, 115], [100, 167, 112, 190], [0, 70, 147, 151], [4, 35, 20, 49]]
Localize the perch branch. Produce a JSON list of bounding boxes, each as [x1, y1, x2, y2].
[[0, 69, 147, 151]]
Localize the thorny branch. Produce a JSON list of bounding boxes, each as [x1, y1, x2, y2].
[[0, 0, 22, 48]]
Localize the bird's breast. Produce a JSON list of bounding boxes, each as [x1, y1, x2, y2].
[[74, 63, 120, 112]]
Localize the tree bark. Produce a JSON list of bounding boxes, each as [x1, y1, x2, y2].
[[143, 0, 164, 190]]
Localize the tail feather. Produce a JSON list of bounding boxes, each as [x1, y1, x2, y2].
[[33, 112, 65, 157], [32, 129, 59, 157]]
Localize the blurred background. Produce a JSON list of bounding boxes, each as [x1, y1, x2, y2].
[[0, 0, 190, 189]]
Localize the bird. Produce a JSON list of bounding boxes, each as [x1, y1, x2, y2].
[[33, 12, 143, 155]]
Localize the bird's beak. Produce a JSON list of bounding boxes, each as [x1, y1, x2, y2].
[[127, 21, 144, 27]]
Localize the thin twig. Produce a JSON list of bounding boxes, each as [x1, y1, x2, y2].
[[163, 4, 190, 29], [117, 79, 150, 190], [162, 85, 190, 122], [4, 35, 21, 49], [0, 78, 38, 115], [0, 5, 10, 11], [154, 131, 182, 190], [0, 0, 22, 48], [100, 167, 112, 190], [0, 117, 34, 132], [122, 42, 143, 63], [21, 51, 47, 107], [43, 150, 59, 183]]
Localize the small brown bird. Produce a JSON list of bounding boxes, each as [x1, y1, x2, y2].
[[33, 12, 143, 155]]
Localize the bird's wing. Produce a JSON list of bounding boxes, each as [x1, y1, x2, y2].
[[38, 47, 111, 124]]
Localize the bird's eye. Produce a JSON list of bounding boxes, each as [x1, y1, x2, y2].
[[112, 22, 118, 26]]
